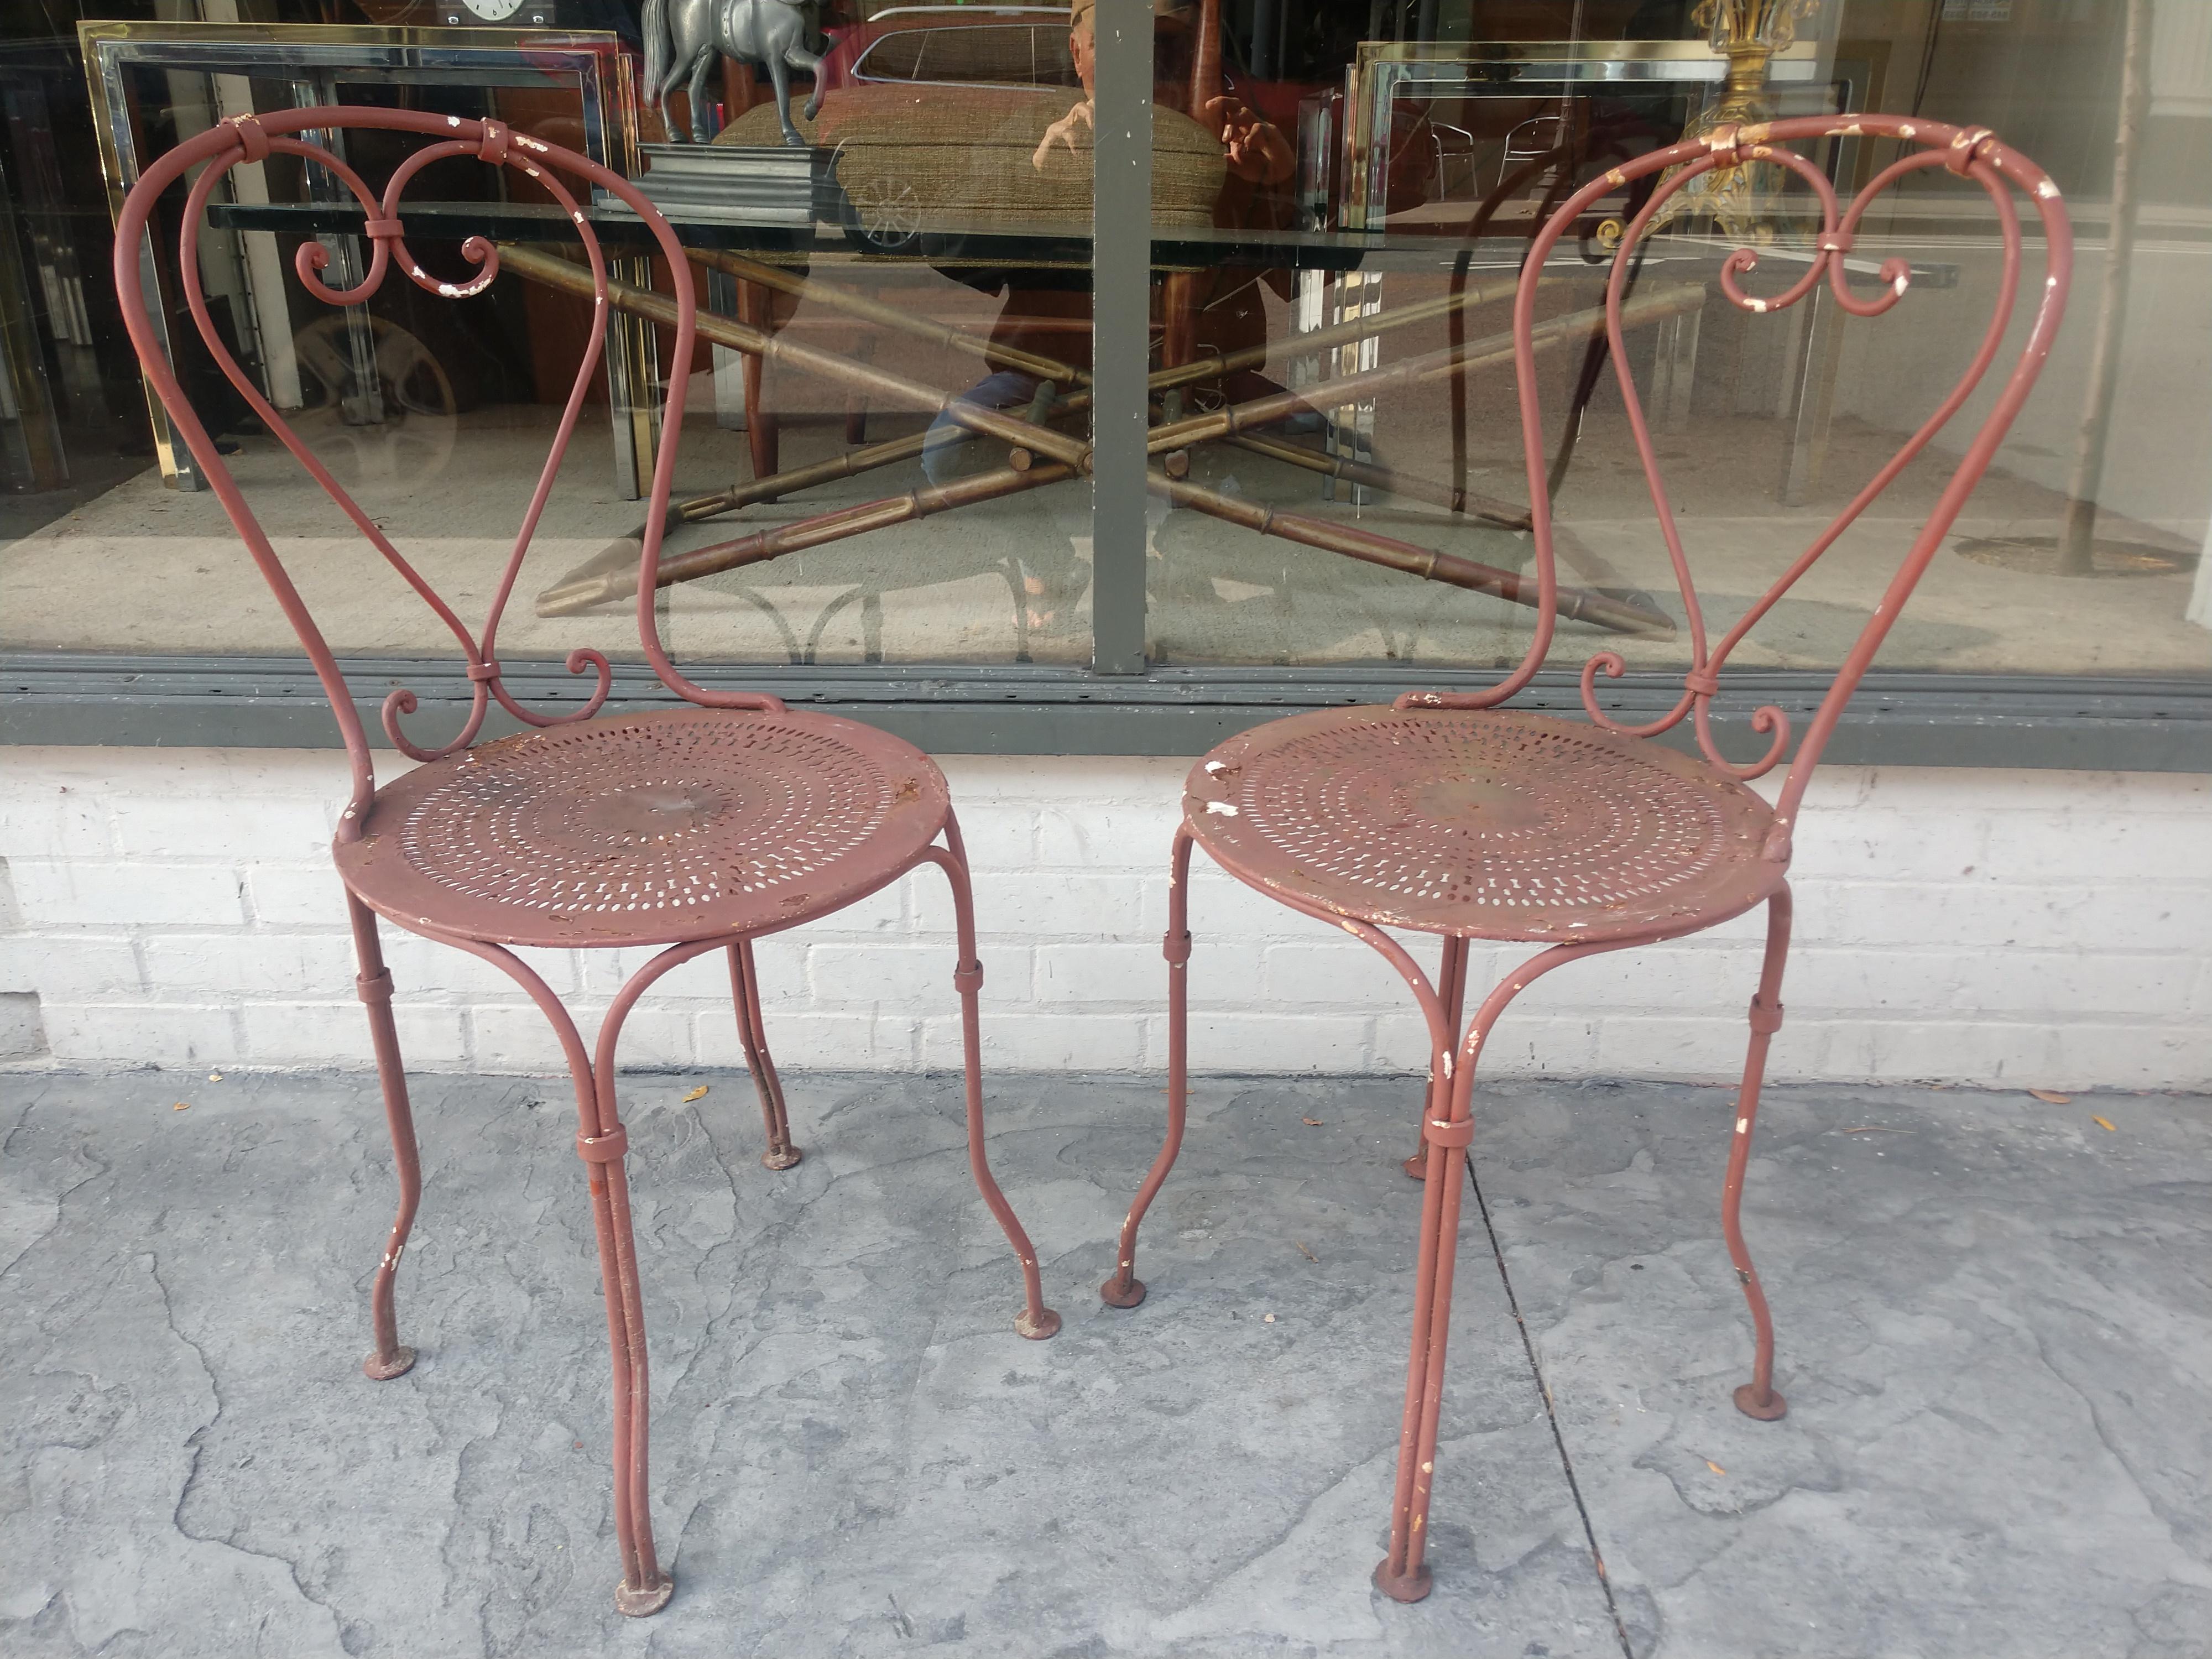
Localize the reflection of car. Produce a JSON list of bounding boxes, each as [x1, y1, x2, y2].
[[815, 5, 1080, 96], [713, 6, 1223, 255]]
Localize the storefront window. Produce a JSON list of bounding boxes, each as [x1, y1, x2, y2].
[[1140, 1, 2210, 678], [0, 2, 2204, 727]]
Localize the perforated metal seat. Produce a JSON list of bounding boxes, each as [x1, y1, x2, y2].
[[338, 707, 948, 950], [1182, 707, 1785, 945]]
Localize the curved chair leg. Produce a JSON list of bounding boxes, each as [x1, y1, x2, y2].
[[575, 1067, 670, 1616], [1403, 936, 1470, 1181], [1725, 883, 1793, 1422], [348, 894, 420, 1382], [1376, 941, 1607, 1604], [728, 940, 801, 1170], [926, 817, 1060, 1340], [1102, 826, 1196, 1310], [442, 935, 697, 1617]]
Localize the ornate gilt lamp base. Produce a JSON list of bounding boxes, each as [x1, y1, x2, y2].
[[1650, 0, 1822, 242]]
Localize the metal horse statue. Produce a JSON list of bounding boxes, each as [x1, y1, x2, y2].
[[643, 0, 823, 148]]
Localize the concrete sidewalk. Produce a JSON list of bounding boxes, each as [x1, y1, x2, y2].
[[2, 1069, 2207, 1657]]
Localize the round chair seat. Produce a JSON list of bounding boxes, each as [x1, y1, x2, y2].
[[1183, 706, 1786, 944], [337, 707, 948, 948]]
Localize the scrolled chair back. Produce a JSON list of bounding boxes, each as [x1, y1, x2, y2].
[[1400, 114, 2073, 861], [111, 106, 778, 847]]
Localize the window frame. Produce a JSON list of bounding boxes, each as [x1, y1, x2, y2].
[[6, 14, 2207, 773]]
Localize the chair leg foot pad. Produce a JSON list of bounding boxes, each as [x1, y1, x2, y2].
[[1099, 1274, 1147, 1310], [1401, 1153, 1428, 1181], [1734, 1383, 1787, 1421], [1373, 1560, 1433, 1603], [615, 1574, 674, 1617], [760, 1145, 802, 1171], [1015, 1307, 1062, 1340], [362, 1347, 415, 1381]]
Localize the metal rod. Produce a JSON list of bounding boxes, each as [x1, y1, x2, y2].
[[1148, 282, 1707, 453], [1149, 471, 1674, 635], [496, 243, 1093, 468], [1149, 272, 1527, 395], [515, 242, 1542, 508], [1225, 432, 1532, 529], [629, 266, 1528, 539], [1222, 434, 1666, 625], [542, 388, 1101, 606], [507, 251, 1691, 634], [2056, 0, 2152, 573], [684, 246, 1092, 388], [536, 461, 1076, 614]]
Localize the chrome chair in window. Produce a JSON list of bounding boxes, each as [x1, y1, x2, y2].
[[1099, 114, 2072, 1601], [113, 106, 1058, 1618]]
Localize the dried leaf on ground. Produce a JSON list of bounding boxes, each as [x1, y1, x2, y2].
[[1300, 1117, 1322, 1126], [1295, 1241, 1319, 1264], [173, 1102, 189, 1112], [207, 1071, 223, 1082], [2029, 1088, 2072, 1104], [1262, 1313, 1277, 1324], [1705, 1460, 1726, 1476], [2092, 1115, 2117, 1133], [682, 1085, 709, 1103]]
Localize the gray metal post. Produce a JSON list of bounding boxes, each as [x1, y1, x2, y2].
[[2057, 0, 2154, 573], [1091, 3, 1152, 675]]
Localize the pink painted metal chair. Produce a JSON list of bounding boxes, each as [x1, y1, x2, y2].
[[1101, 114, 2073, 1602], [113, 107, 1059, 1617]]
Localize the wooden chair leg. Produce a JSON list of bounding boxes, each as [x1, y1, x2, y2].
[[737, 279, 779, 479], [1102, 826, 1196, 1310], [728, 940, 800, 1170], [1725, 882, 1794, 1422], [846, 335, 877, 444], [1160, 269, 1201, 371], [348, 893, 421, 1382]]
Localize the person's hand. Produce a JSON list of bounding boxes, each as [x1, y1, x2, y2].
[[1203, 95, 1293, 185], [1034, 98, 1094, 170]]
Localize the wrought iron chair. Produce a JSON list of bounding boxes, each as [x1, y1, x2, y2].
[[1100, 114, 2073, 1602], [113, 107, 1060, 1618]]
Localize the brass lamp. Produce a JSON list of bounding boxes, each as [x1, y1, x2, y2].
[[1650, 0, 1823, 241]]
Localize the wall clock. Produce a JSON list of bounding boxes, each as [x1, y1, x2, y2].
[[435, 0, 562, 24]]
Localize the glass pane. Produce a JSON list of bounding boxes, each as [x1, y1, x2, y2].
[[0, 12, 163, 551], [0, 4, 1101, 670], [1135, 1, 2211, 680]]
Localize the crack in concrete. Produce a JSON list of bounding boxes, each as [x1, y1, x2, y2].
[[2026, 1316, 2199, 1558], [147, 1250, 346, 1652], [0, 1135, 110, 1287], [1147, 1447, 1382, 1634], [1469, 1158, 1641, 1659]]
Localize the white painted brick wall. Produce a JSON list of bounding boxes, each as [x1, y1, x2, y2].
[[1, 746, 2206, 1090]]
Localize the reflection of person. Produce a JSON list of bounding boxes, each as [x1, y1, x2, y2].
[[1034, 0, 1292, 190], [924, 0, 1300, 491]]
